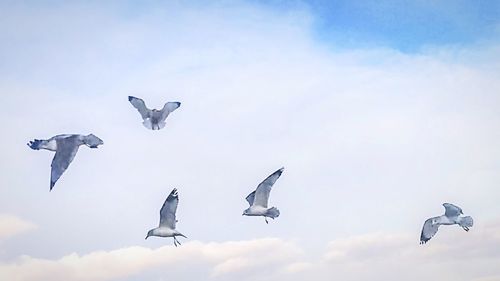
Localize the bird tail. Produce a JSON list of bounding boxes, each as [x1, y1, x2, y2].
[[266, 207, 280, 219], [459, 216, 473, 228], [142, 120, 165, 130], [142, 119, 153, 130], [156, 121, 166, 130]]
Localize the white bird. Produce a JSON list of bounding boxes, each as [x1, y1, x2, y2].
[[128, 96, 181, 130], [243, 167, 284, 224], [27, 134, 104, 191], [420, 203, 473, 244], [146, 188, 187, 246]]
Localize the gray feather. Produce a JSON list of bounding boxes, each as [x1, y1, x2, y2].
[[159, 188, 179, 229]]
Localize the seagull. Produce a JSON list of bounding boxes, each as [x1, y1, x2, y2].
[[420, 203, 474, 244], [128, 96, 181, 130], [27, 134, 104, 191], [146, 188, 187, 246], [243, 167, 284, 224]]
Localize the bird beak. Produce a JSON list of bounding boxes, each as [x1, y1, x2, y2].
[[145, 236, 148, 240]]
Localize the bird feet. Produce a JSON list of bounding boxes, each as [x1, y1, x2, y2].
[[173, 237, 182, 247]]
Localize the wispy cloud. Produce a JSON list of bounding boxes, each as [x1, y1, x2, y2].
[[0, 215, 36, 241]]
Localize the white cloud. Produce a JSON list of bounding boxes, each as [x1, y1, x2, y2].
[[0, 238, 302, 281], [0, 215, 36, 241], [2, 221, 500, 281], [315, 220, 500, 281]]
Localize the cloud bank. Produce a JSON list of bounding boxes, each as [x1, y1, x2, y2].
[[1, 219, 500, 281], [0, 238, 302, 281]]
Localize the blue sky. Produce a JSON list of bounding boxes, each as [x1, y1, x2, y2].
[[254, 0, 500, 51]]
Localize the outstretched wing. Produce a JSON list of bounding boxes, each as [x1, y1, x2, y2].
[[50, 136, 80, 190], [128, 96, 151, 120], [420, 217, 441, 244], [245, 191, 256, 206], [160, 101, 181, 121], [159, 188, 179, 229], [443, 203, 463, 217], [252, 167, 284, 208]]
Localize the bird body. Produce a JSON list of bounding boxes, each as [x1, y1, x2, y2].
[[27, 134, 104, 190], [243, 205, 270, 216], [147, 227, 184, 238]]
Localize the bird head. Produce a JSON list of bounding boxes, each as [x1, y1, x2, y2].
[[242, 208, 250, 216], [145, 229, 154, 240]]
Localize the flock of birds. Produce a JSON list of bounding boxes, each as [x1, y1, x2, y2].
[[27, 96, 474, 246]]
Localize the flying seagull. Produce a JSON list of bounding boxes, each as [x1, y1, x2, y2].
[[128, 96, 181, 130], [146, 188, 187, 246], [420, 203, 473, 244], [27, 134, 104, 191], [243, 167, 284, 224]]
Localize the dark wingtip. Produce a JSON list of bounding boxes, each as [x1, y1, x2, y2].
[[50, 177, 57, 190], [27, 139, 40, 150], [176, 102, 181, 107], [171, 188, 178, 197], [420, 237, 429, 244]]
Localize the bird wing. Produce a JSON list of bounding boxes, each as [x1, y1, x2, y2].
[[160, 101, 181, 121], [245, 191, 256, 206], [443, 203, 463, 217], [420, 216, 441, 244], [50, 136, 80, 190], [128, 96, 151, 120], [252, 167, 284, 208], [159, 188, 179, 229]]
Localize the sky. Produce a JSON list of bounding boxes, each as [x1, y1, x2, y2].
[[0, 0, 499, 280]]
